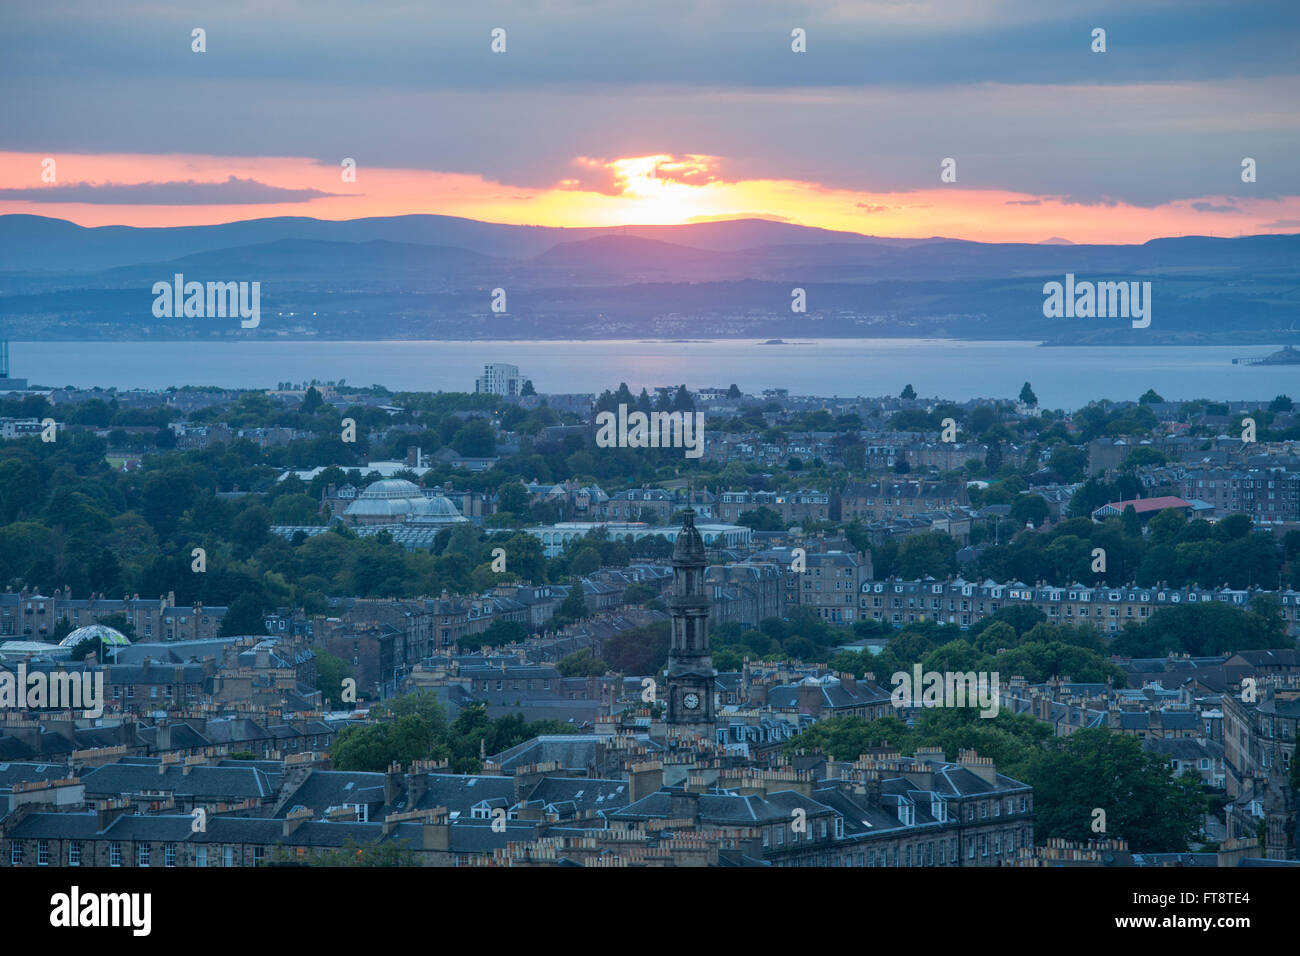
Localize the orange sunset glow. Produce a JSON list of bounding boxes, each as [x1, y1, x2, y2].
[[2, 150, 1295, 243]]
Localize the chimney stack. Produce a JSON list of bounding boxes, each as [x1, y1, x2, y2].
[[282, 807, 313, 837]]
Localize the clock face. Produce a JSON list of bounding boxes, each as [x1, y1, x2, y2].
[[683, 692, 701, 710]]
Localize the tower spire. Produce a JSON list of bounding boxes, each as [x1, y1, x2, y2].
[[665, 507, 714, 740]]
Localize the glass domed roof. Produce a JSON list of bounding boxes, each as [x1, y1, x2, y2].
[[345, 479, 425, 517], [408, 493, 468, 524], [59, 623, 131, 647]]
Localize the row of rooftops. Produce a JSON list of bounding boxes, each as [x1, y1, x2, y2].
[[855, 575, 1300, 604], [0, 588, 227, 617], [0, 712, 338, 762], [2, 740, 1030, 859]]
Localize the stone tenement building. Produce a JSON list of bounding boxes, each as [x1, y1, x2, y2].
[[598, 487, 715, 522], [1222, 680, 1300, 802], [703, 562, 785, 628], [1175, 466, 1300, 524], [0, 588, 226, 642], [860, 576, 1300, 639], [714, 489, 831, 526], [751, 550, 871, 626], [607, 748, 1033, 867], [837, 480, 970, 522]]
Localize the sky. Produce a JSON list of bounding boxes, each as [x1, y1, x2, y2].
[[1, 0, 1297, 243]]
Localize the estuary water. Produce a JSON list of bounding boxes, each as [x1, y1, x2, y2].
[[10, 339, 1296, 410]]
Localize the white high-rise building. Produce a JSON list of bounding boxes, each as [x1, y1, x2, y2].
[[475, 363, 524, 396]]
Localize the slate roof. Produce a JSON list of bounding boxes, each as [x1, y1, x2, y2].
[[1257, 695, 1300, 719], [491, 733, 660, 774], [765, 676, 892, 711], [446, 819, 540, 853], [1142, 737, 1225, 762], [522, 777, 629, 817], [274, 770, 386, 817], [812, 786, 910, 839], [0, 761, 69, 791], [608, 787, 835, 826], [204, 718, 274, 745], [395, 773, 515, 816], [80, 762, 277, 800], [0, 738, 34, 760], [4, 812, 107, 840], [136, 723, 212, 751], [928, 763, 1028, 797]]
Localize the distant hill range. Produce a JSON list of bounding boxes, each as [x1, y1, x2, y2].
[[0, 213, 1296, 345]]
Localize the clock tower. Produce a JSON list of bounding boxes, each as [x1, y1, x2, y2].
[[664, 508, 716, 739]]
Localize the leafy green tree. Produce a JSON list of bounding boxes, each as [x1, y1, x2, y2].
[[557, 647, 608, 676], [913, 708, 1052, 772], [622, 582, 658, 605], [232, 504, 272, 557], [553, 583, 589, 625], [1019, 382, 1037, 406], [782, 715, 912, 762], [569, 546, 602, 576], [331, 713, 438, 772], [1022, 729, 1205, 852], [1213, 514, 1252, 542], [1112, 600, 1284, 657], [459, 618, 527, 651], [1146, 507, 1186, 547], [301, 387, 325, 415], [219, 592, 267, 636], [970, 607, 1045, 642], [1122, 446, 1166, 470], [1121, 504, 1142, 538], [896, 532, 959, 578], [900, 384, 916, 400], [1009, 494, 1050, 528], [496, 481, 530, 517], [737, 507, 783, 532], [271, 493, 322, 526], [451, 419, 496, 457], [1048, 445, 1087, 483], [314, 649, 353, 701]]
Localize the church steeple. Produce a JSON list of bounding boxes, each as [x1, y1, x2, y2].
[[664, 508, 715, 738]]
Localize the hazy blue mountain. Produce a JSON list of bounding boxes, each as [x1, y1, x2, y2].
[[0, 213, 900, 272], [0, 214, 1295, 345]]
